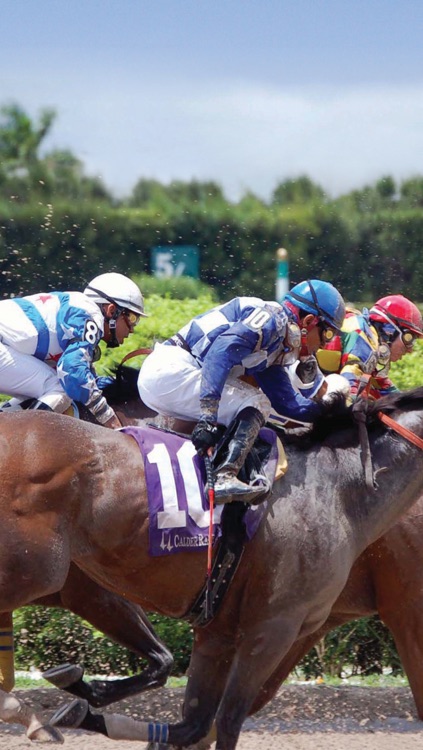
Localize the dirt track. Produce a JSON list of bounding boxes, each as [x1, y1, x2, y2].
[[1, 684, 423, 748]]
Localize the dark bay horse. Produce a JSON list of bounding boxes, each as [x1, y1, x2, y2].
[[249, 491, 423, 718], [2, 390, 423, 747]]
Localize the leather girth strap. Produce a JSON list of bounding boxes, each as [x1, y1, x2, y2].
[[184, 502, 248, 627]]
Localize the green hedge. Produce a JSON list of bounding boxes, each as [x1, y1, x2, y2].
[[2, 201, 423, 302]]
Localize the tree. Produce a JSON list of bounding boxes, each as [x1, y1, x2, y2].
[[375, 175, 396, 200], [0, 103, 56, 174], [272, 176, 326, 206], [400, 177, 423, 208]]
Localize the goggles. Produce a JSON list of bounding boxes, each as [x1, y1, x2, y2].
[[122, 309, 141, 327], [312, 318, 338, 346], [316, 320, 336, 344], [372, 307, 418, 349], [400, 329, 417, 348]]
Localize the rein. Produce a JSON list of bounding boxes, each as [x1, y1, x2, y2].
[[377, 411, 423, 451], [120, 348, 152, 364]]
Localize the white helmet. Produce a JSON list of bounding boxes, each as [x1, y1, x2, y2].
[[84, 272, 147, 317]]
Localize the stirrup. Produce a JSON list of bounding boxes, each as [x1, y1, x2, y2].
[[214, 473, 265, 505]]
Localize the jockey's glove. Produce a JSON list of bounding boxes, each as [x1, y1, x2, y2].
[[96, 375, 115, 390], [191, 417, 220, 455]]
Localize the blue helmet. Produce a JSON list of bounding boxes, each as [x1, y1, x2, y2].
[[284, 279, 345, 330]]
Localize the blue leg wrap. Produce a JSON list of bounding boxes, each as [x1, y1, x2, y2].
[[148, 722, 169, 743]]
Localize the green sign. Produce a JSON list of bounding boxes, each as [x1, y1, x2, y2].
[[151, 246, 199, 279]]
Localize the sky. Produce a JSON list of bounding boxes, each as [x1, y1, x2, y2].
[[1, 0, 423, 201]]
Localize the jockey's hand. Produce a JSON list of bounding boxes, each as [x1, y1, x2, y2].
[[96, 375, 115, 390], [191, 418, 219, 455]]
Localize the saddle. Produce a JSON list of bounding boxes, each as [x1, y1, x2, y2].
[[148, 416, 288, 496]]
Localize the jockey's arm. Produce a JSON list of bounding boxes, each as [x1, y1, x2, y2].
[[56, 340, 118, 425], [337, 330, 378, 398], [255, 364, 324, 422], [199, 324, 263, 421]]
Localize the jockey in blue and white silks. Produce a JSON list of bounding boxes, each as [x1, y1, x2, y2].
[[0, 273, 146, 428], [138, 280, 347, 504]]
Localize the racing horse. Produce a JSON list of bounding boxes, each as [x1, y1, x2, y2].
[[0, 361, 175, 711], [249, 489, 423, 719], [1, 390, 423, 748], [46, 367, 423, 732]]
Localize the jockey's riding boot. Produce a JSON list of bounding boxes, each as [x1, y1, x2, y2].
[[214, 407, 265, 504], [0, 398, 24, 413], [20, 398, 54, 411]]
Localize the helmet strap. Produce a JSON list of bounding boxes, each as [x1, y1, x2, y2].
[[102, 303, 123, 349], [107, 317, 120, 348], [299, 327, 310, 357]]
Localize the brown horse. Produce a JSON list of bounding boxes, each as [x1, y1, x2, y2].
[[1, 390, 423, 748], [0, 363, 176, 712]]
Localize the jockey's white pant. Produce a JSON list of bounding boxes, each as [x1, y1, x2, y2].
[[0, 342, 72, 412], [138, 343, 272, 426]]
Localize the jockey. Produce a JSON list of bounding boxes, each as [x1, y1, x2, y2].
[[138, 279, 346, 503], [0, 272, 146, 428], [317, 294, 423, 399]]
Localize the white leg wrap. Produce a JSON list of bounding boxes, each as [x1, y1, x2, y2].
[[40, 392, 73, 412], [104, 712, 169, 743]]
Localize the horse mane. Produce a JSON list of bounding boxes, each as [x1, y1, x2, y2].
[[370, 386, 423, 415], [282, 386, 423, 450], [103, 364, 141, 403]]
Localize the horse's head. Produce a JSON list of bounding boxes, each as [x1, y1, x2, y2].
[[103, 364, 141, 403]]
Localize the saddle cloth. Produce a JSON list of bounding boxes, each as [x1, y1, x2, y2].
[[121, 424, 282, 556]]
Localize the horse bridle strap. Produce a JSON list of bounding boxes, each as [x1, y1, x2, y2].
[[377, 411, 423, 451], [120, 348, 153, 365]]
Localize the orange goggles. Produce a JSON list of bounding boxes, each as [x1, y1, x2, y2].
[[123, 310, 141, 327]]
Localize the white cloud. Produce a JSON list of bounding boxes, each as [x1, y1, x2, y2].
[[5, 71, 423, 200]]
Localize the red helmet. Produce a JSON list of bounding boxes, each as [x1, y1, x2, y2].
[[370, 295, 423, 337]]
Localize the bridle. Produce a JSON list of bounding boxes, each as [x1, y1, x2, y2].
[[355, 374, 423, 490], [120, 348, 153, 364], [377, 411, 423, 451]]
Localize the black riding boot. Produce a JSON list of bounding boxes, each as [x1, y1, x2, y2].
[[20, 398, 54, 411], [214, 407, 265, 504]]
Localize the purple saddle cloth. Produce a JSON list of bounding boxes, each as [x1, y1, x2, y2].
[[121, 424, 278, 556]]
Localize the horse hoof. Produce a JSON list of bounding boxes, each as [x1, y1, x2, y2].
[[50, 698, 89, 729], [43, 663, 84, 689], [27, 723, 64, 743]]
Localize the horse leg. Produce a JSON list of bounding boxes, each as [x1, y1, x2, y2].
[[212, 615, 301, 750], [0, 686, 64, 743], [50, 629, 236, 748], [42, 565, 173, 707], [249, 613, 352, 715], [379, 597, 423, 719], [0, 612, 14, 692]]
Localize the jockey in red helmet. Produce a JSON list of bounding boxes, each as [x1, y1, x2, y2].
[[317, 294, 423, 400], [369, 295, 423, 360]]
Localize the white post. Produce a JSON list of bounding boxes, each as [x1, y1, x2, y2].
[[275, 247, 289, 303]]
